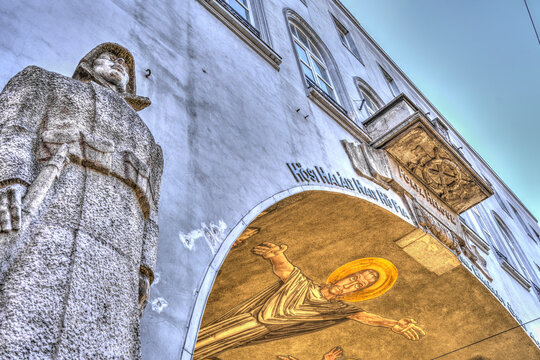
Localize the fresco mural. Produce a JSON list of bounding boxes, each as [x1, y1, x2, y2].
[[194, 192, 540, 359], [278, 346, 354, 360], [195, 243, 424, 359]]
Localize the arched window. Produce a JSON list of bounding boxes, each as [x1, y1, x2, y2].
[[353, 78, 382, 120], [289, 22, 338, 101], [492, 212, 537, 286]]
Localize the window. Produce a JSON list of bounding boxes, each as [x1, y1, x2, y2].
[[533, 228, 540, 243], [333, 17, 363, 64], [510, 205, 536, 242], [354, 79, 381, 121], [224, 0, 253, 24], [381, 68, 400, 97], [357, 89, 378, 117], [493, 191, 511, 215], [472, 207, 494, 244], [290, 22, 338, 101], [493, 213, 533, 280], [198, 0, 281, 69]]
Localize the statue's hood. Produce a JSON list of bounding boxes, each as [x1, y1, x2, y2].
[[72, 42, 150, 111]]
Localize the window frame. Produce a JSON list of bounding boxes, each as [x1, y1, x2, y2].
[[381, 68, 400, 97], [510, 204, 536, 243], [224, 0, 253, 24], [357, 89, 378, 117], [333, 17, 364, 65], [290, 22, 338, 102], [197, 0, 281, 69], [472, 207, 495, 245]]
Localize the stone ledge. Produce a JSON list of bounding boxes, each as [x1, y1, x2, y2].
[[501, 260, 531, 290], [197, 0, 282, 70], [306, 84, 370, 142], [460, 221, 491, 253], [493, 248, 532, 290]]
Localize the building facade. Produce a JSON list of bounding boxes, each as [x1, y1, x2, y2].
[[0, 0, 539, 359]]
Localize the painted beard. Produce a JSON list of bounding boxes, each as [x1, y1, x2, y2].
[[324, 283, 344, 300]]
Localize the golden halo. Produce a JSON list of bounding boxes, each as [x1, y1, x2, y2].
[[326, 257, 398, 302]]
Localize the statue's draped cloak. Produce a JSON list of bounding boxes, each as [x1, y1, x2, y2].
[[0, 66, 163, 359], [194, 268, 362, 359]]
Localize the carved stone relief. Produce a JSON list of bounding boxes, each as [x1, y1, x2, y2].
[[457, 231, 492, 282], [412, 201, 458, 251], [364, 95, 492, 214], [341, 140, 392, 189]]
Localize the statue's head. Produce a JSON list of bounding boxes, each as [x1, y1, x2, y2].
[[326, 269, 379, 299], [73, 42, 150, 111], [92, 52, 130, 93]]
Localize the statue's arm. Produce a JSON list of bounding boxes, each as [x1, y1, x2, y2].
[[0, 67, 47, 232], [348, 311, 425, 340], [138, 144, 164, 310], [251, 242, 294, 282]]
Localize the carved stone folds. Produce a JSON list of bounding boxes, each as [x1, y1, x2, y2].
[[40, 129, 154, 218]]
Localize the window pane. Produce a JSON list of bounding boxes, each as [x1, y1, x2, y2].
[[309, 40, 321, 58], [313, 59, 330, 83], [294, 43, 309, 64], [301, 63, 314, 81], [389, 80, 400, 96], [317, 79, 330, 94], [229, 1, 249, 20], [290, 24, 297, 37], [364, 97, 376, 114], [297, 30, 309, 48], [340, 32, 349, 48]]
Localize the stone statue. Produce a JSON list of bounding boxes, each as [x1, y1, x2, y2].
[[0, 43, 163, 359]]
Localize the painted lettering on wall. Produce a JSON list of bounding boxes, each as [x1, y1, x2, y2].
[[287, 162, 409, 219], [397, 165, 457, 225]]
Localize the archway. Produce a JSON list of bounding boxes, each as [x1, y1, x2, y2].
[[183, 188, 539, 359]]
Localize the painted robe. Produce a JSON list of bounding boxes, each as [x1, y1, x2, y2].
[[194, 268, 361, 359], [0, 66, 163, 359]]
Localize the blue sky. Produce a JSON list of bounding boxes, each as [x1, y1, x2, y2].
[[340, 0, 540, 220]]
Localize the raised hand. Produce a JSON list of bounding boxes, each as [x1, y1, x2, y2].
[[251, 242, 288, 259], [391, 318, 425, 341], [0, 184, 26, 233], [323, 346, 343, 360]]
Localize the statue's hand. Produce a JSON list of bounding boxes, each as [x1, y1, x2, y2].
[[251, 242, 287, 259], [0, 184, 26, 233], [323, 346, 343, 360], [392, 318, 425, 341]]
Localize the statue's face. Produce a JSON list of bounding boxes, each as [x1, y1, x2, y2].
[[92, 52, 129, 92], [327, 269, 379, 297]]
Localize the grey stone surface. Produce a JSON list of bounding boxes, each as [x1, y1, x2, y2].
[[0, 44, 163, 359]]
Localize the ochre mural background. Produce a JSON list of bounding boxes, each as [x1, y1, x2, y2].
[[198, 192, 538, 359]]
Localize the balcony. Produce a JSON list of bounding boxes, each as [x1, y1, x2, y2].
[[363, 94, 493, 214]]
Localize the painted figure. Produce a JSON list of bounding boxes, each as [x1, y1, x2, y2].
[[194, 242, 424, 359], [0, 43, 163, 359], [278, 346, 346, 360]]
